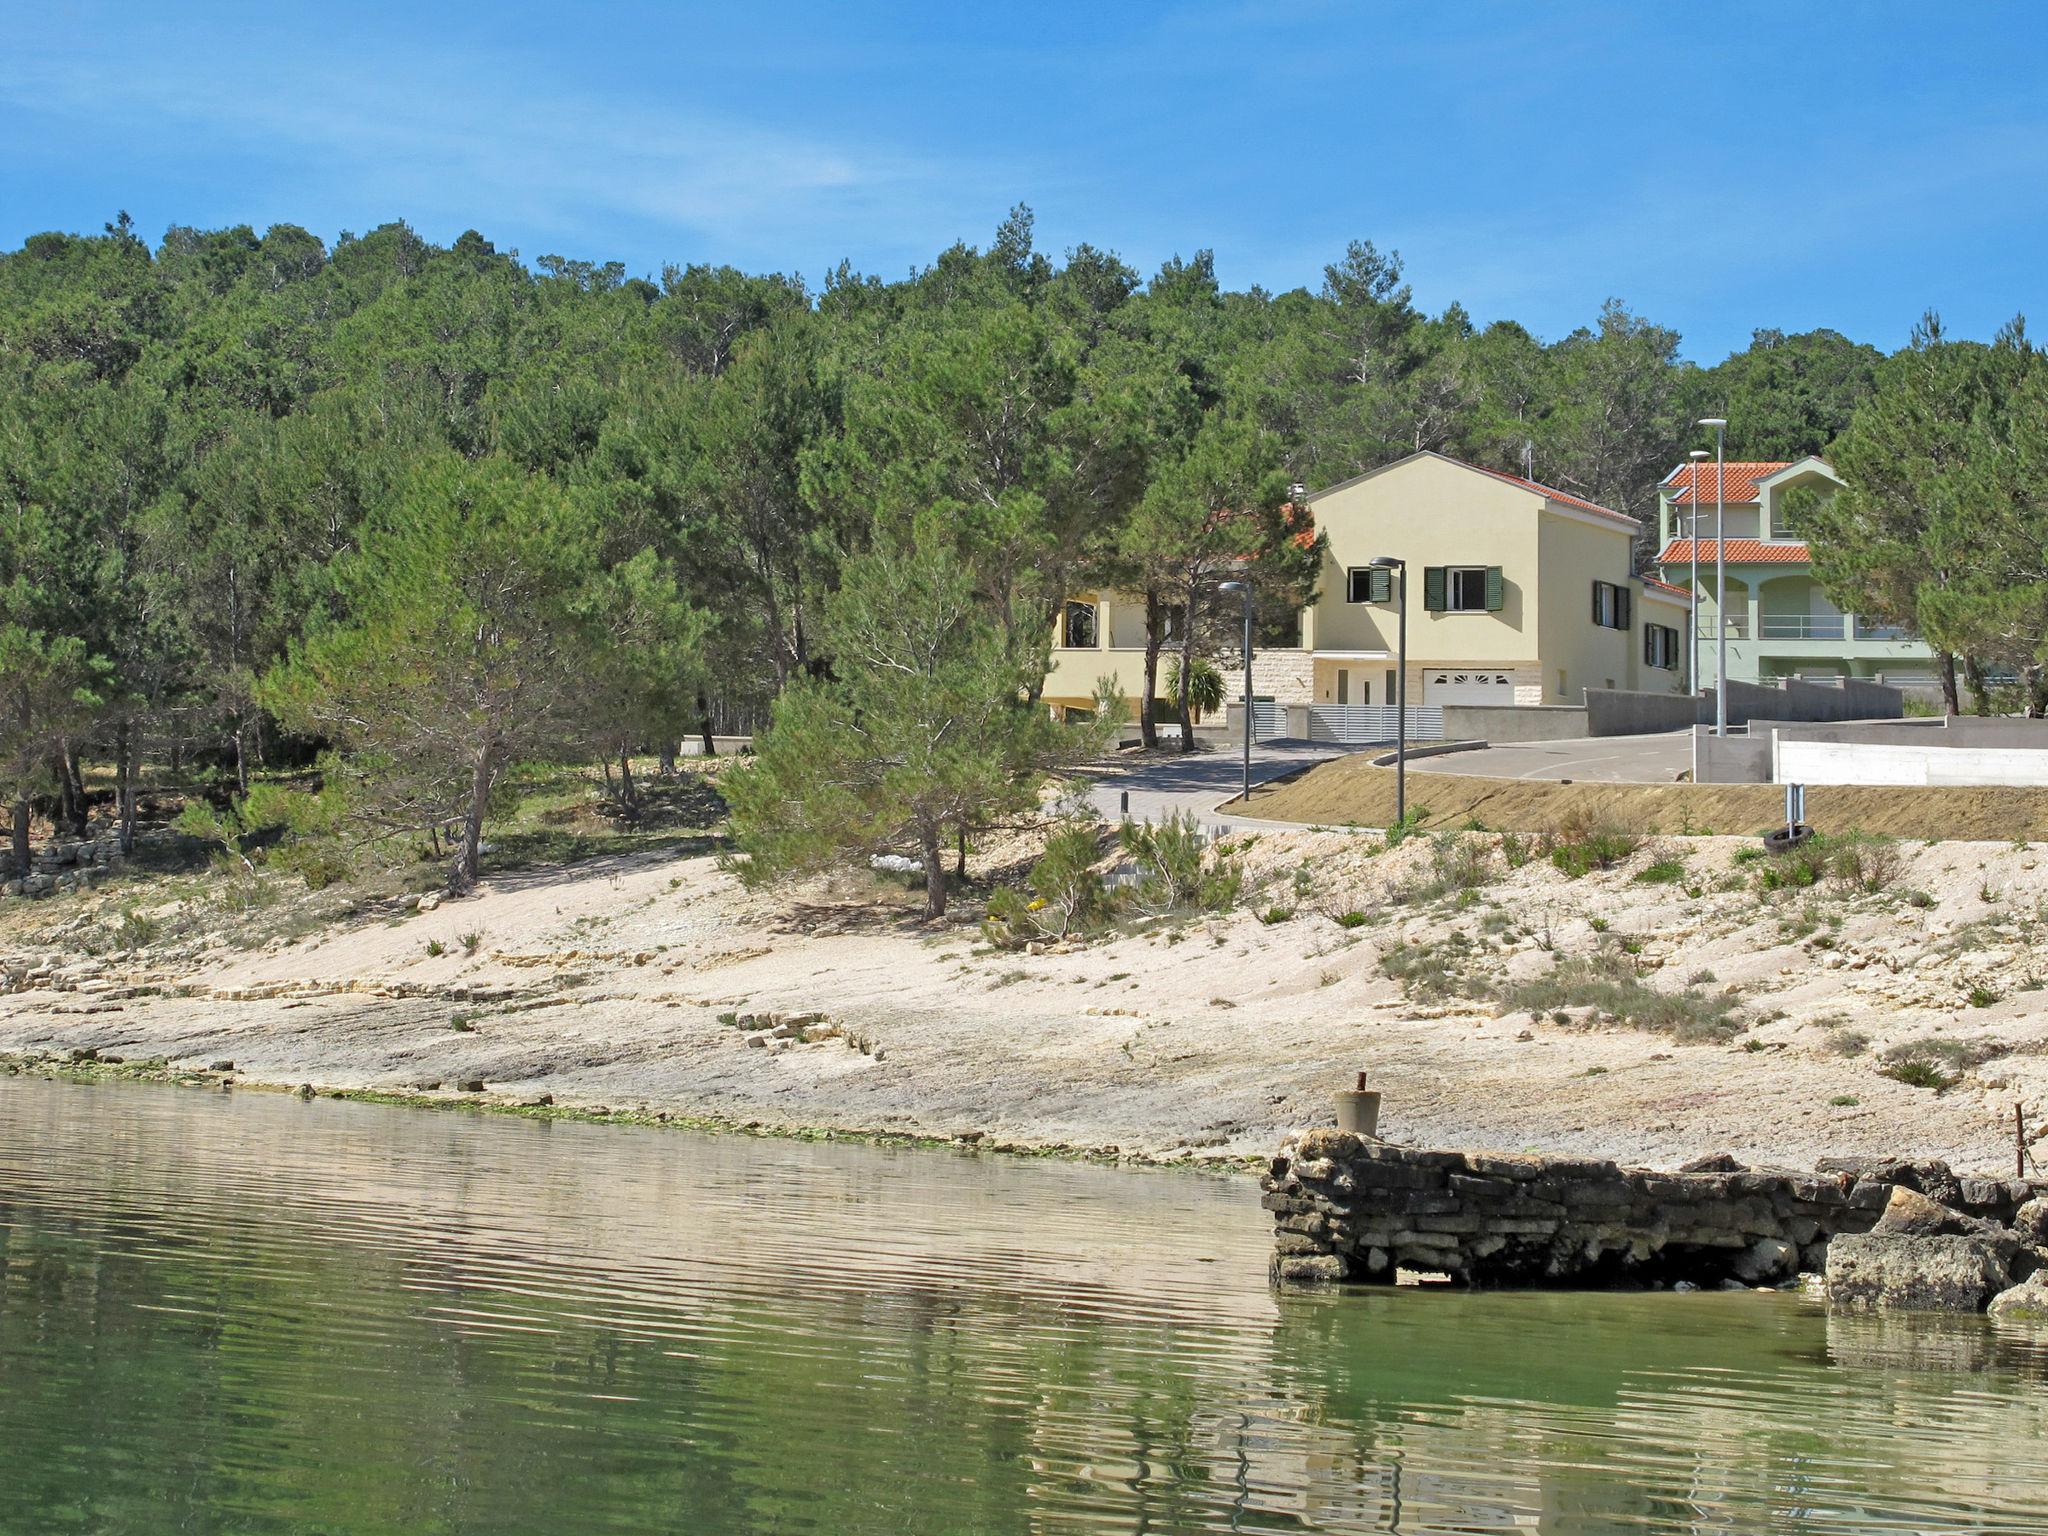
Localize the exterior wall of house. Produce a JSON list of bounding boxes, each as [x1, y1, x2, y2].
[[1042, 589, 1153, 711], [1307, 455, 1544, 665], [1627, 587, 1691, 694], [1533, 508, 1645, 702]]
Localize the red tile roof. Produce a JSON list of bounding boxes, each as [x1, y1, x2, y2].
[[1661, 461, 1791, 505], [1450, 457, 1639, 526], [1637, 574, 1692, 598], [1658, 539, 1811, 565]]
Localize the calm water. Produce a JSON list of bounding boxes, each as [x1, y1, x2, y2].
[[3, 1078, 2047, 1535]]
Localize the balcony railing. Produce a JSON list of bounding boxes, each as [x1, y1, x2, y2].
[[1853, 620, 1913, 642], [1757, 615, 1847, 640]]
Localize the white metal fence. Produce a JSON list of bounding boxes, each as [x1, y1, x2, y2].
[[1251, 699, 1284, 739], [1304, 704, 1445, 745]]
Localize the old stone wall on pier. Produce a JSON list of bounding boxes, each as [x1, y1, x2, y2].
[[1263, 1129, 2043, 1287]]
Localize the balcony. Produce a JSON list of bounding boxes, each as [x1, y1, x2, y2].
[[1759, 615, 1846, 641]]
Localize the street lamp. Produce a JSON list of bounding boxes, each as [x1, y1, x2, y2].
[[1369, 556, 1408, 829], [1219, 580, 1253, 805], [1698, 418, 1729, 735], [1686, 447, 1709, 699]]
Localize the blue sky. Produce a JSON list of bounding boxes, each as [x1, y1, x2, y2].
[[5, 1, 2044, 362]]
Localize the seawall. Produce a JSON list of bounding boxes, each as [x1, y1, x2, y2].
[[1264, 1130, 2041, 1286]]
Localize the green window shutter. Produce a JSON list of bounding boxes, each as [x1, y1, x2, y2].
[[1592, 582, 1604, 626], [1371, 567, 1394, 603], [1422, 566, 1446, 612], [1485, 566, 1504, 612], [1619, 588, 1632, 629], [1644, 624, 1656, 665]]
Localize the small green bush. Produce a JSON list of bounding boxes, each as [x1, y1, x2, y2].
[[1826, 831, 1903, 894], [1335, 910, 1370, 928], [985, 820, 1112, 947], [1259, 905, 1294, 925], [1549, 822, 1639, 879], [1119, 810, 1242, 918], [1879, 1060, 1956, 1091], [1634, 858, 1686, 884], [1501, 955, 1743, 1043]]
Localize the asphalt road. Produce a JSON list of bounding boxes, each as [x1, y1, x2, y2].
[[1423, 731, 1694, 784], [1086, 738, 1348, 830]]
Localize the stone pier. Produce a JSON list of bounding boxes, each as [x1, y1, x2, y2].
[[1264, 1129, 2042, 1287]]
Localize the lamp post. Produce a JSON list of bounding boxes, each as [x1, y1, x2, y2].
[[1369, 556, 1407, 829], [1698, 418, 1729, 735], [1686, 447, 1709, 699], [1219, 580, 1253, 805]]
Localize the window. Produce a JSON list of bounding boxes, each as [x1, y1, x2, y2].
[[1062, 601, 1097, 649], [1591, 580, 1632, 630], [1643, 622, 1680, 671], [1346, 566, 1393, 604], [1422, 566, 1503, 613]]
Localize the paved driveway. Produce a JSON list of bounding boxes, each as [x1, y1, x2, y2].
[[1424, 731, 1693, 784], [1085, 738, 1348, 829]]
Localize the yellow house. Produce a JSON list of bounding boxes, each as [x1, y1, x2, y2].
[[1043, 452, 1690, 719]]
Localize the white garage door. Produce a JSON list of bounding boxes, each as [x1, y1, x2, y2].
[[1424, 670, 1514, 707]]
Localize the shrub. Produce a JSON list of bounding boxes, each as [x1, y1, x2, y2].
[[985, 820, 1112, 946], [1634, 858, 1686, 884], [1827, 831, 1903, 894], [1382, 806, 1428, 848], [1548, 813, 1639, 879], [425, 938, 446, 957], [1378, 932, 1492, 1004], [1394, 832, 1491, 904], [1878, 1036, 2007, 1091], [460, 930, 484, 955], [1501, 955, 1743, 1043], [1259, 905, 1294, 924], [1119, 810, 1241, 918], [1824, 1026, 1870, 1057], [1969, 984, 1999, 1008], [1829, 1094, 1860, 1107], [1335, 910, 1369, 929], [1756, 838, 1829, 891], [1879, 1060, 1956, 1091]]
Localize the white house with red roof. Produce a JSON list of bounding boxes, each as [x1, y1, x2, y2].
[[1044, 451, 1692, 721], [1654, 456, 1936, 688]]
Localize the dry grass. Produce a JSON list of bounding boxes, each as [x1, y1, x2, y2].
[[1244, 760, 2048, 840]]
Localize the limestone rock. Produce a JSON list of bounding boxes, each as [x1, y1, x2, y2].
[[1988, 1273, 2048, 1320], [1733, 1237, 1797, 1285], [2013, 1197, 2048, 1246], [1873, 1185, 1995, 1239], [1825, 1232, 2014, 1312]]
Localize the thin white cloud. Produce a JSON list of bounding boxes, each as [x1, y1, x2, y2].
[[0, 24, 1027, 267]]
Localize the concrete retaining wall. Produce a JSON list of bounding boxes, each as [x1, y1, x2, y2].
[[1439, 703, 1590, 743], [1697, 717, 2048, 785], [1449, 679, 1903, 750], [1263, 1131, 2040, 1287], [1778, 739, 2048, 787], [1585, 688, 1699, 736]]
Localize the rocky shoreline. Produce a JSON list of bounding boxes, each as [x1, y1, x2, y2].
[[1265, 1130, 2048, 1315]]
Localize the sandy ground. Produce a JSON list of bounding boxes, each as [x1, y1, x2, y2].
[[6, 823, 2048, 1176], [1250, 757, 2048, 839]]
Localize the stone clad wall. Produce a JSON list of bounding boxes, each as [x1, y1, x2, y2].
[[1263, 1130, 2041, 1287]]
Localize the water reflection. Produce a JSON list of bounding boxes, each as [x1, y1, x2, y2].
[[2, 1076, 2044, 1534]]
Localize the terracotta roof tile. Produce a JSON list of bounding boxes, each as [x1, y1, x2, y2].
[[1636, 574, 1692, 598], [1449, 457, 1639, 526], [1661, 461, 1791, 505], [1657, 539, 1811, 564]]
